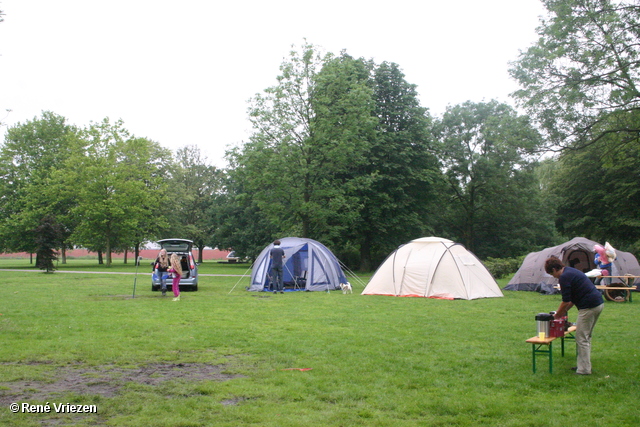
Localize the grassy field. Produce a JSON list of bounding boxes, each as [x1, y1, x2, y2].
[[0, 258, 638, 426]]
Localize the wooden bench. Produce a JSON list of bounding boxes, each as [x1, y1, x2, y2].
[[525, 325, 576, 373]]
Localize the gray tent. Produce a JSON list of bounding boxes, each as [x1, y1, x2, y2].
[[505, 237, 640, 294], [248, 237, 347, 292]]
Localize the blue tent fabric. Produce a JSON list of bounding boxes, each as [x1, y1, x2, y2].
[[249, 237, 347, 292]]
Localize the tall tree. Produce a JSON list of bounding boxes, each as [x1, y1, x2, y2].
[[241, 41, 334, 238], [433, 101, 551, 258], [67, 119, 170, 266], [0, 111, 79, 255], [306, 53, 378, 244], [554, 130, 640, 250], [114, 135, 173, 260], [510, 0, 640, 150], [167, 145, 221, 263], [346, 61, 440, 269], [226, 47, 447, 269]]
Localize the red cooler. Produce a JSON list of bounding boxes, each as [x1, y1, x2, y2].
[[549, 317, 567, 337]]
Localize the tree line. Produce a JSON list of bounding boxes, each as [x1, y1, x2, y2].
[[0, 114, 220, 266], [2, 0, 639, 270]]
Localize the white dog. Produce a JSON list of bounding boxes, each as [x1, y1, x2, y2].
[[340, 282, 352, 294]]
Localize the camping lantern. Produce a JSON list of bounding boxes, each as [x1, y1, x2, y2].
[[535, 313, 554, 338]]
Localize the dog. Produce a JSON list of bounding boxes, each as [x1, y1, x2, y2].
[[340, 282, 352, 294]]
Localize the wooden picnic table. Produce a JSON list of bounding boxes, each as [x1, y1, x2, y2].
[[595, 275, 639, 302], [555, 275, 639, 302]]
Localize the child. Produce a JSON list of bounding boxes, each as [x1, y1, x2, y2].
[[593, 244, 612, 287], [167, 253, 183, 301], [154, 249, 170, 296]]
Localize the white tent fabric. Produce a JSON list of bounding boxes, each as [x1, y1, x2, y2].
[[362, 237, 503, 300]]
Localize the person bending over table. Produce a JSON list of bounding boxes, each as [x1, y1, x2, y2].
[[545, 256, 604, 375]]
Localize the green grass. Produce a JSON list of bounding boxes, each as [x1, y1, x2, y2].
[[0, 260, 638, 426]]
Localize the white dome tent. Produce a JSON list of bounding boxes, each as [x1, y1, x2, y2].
[[362, 237, 503, 300]]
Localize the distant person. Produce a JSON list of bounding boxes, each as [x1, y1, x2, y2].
[[168, 253, 182, 301], [154, 249, 170, 296], [270, 240, 286, 294], [545, 256, 604, 375], [593, 244, 612, 287]]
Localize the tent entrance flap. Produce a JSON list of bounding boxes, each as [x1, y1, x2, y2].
[[563, 249, 593, 272], [283, 245, 308, 288]]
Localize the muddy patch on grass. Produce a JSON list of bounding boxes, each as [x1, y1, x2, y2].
[[0, 362, 244, 405], [221, 396, 253, 406]]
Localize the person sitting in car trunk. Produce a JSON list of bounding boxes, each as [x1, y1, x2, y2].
[[154, 249, 170, 296]]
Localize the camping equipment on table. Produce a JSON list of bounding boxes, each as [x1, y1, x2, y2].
[[549, 316, 569, 338], [535, 313, 553, 338], [535, 312, 570, 338]]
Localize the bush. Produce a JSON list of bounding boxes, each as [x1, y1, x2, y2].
[[483, 256, 525, 279]]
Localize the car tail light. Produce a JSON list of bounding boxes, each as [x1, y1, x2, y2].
[[189, 254, 195, 270]]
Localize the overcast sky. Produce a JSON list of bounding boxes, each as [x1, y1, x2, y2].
[[0, 0, 546, 167]]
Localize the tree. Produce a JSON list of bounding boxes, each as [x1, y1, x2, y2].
[[236, 47, 387, 261], [227, 46, 450, 269], [343, 61, 440, 269], [553, 130, 640, 250], [305, 52, 378, 245], [115, 135, 173, 261], [167, 145, 221, 263], [35, 215, 63, 273], [242, 41, 334, 238], [0, 111, 79, 256], [209, 167, 280, 259], [432, 101, 552, 258], [224, 45, 382, 264], [231, 44, 349, 240], [67, 119, 171, 266], [510, 0, 640, 150], [510, 0, 640, 253]]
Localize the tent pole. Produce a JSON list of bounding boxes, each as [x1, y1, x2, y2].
[[228, 263, 255, 294], [284, 263, 299, 290]]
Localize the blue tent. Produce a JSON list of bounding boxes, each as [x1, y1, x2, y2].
[[249, 237, 347, 292]]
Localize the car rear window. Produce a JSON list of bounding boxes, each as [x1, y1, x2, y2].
[[161, 242, 191, 252]]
